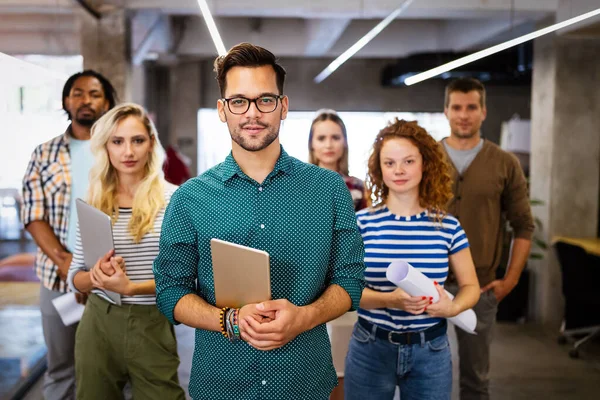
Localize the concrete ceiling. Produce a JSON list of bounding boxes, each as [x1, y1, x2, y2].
[[0, 0, 597, 60]]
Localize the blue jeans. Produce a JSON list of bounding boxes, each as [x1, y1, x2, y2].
[[344, 321, 452, 400]]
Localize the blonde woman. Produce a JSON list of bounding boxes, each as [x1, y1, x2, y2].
[[67, 103, 185, 400]]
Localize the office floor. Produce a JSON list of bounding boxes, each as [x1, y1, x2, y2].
[[2, 232, 599, 399], [0, 235, 43, 400], [449, 323, 600, 400], [13, 321, 600, 400]]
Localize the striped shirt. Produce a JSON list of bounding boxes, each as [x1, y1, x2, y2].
[[356, 206, 469, 332], [68, 183, 177, 305], [21, 129, 73, 292]]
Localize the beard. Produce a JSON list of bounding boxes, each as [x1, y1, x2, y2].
[[229, 119, 280, 152], [452, 126, 479, 139], [73, 107, 103, 127], [75, 116, 96, 127]]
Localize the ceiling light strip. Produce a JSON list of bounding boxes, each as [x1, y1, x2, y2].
[[404, 7, 600, 86], [197, 0, 227, 56], [314, 0, 414, 84]]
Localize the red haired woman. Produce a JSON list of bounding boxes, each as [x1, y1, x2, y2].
[[344, 119, 480, 400]]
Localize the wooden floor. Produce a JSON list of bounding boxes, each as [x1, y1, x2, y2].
[[0, 282, 40, 307]]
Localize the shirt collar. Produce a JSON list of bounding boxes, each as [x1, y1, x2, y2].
[[61, 124, 73, 145], [220, 145, 294, 182]]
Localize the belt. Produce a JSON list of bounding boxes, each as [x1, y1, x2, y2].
[[358, 318, 447, 345]]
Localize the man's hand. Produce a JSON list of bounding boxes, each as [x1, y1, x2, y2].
[[481, 279, 517, 303], [239, 299, 307, 351], [53, 249, 72, 281], [238, 304, 276, 325], [75, 293, 88, 305]]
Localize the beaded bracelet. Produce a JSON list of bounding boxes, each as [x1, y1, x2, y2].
[[219, 307, 230, 338]]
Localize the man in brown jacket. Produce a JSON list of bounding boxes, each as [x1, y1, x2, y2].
[[440, 78, 534, 400]]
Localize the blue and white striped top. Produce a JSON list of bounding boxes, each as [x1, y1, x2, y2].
[[356, 206, 469, 332]]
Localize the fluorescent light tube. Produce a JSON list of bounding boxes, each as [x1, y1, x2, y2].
[[197, 0, 227, 56], [404, 7, 600, 86], [314, 0, 414, 84]]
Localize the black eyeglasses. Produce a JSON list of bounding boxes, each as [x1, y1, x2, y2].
[[221, 95, 284, 115]]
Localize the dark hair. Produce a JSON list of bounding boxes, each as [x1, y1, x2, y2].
[[366, 119, 452, 222], [444, 77, 486, 109], [308, 111, 349, 175], [214, 42, 286, 97], [62, 70, 117, 120]]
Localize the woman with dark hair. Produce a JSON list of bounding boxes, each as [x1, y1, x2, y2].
[[308, 109, 366, 211], [343, 119, 480, 400]]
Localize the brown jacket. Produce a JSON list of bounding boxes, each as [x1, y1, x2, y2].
[[441, 139, 534, 287]]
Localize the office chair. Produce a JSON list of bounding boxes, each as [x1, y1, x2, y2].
[[554, 241, 600, 358]]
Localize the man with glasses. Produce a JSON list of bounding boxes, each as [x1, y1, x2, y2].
[[153, 42, 366, 400]]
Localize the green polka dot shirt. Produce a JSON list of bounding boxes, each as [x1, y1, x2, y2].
[[153, 146, 366, 400]]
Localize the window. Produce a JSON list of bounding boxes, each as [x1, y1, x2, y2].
[[0, 55, 82, 239], [197, 110, 450, 179]]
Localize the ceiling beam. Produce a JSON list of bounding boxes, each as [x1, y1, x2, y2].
[[74, 0, 101, 20], [438, 18, 529, 51], [304, 18, 351, 56], [98, 0, 558, 19]]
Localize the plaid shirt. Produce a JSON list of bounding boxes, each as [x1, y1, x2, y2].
[[21, 129, 73, 292]]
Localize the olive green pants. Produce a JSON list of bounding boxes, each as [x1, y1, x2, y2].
[[74, 294, 185, 400]]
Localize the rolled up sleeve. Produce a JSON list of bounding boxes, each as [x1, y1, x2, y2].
[[67, 224, 87, 294], [21, 146, 45, 226], [503, 154, 534, 240], [153, 189, 199, 324], [328, 177, 366, 311]]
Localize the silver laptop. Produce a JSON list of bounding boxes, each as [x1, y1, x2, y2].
[[210, 238, 271, 308], [75, 198, 121, 305]]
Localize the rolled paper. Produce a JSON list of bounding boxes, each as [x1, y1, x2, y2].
[[386, 260, 477, 335]]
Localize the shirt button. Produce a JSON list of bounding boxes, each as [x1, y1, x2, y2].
[[260, 224, 265, 229], [457, 196, 462, 200], [258, 187, 263, 192], [261, 380, 267, 385]]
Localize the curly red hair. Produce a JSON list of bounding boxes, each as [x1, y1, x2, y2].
[[366, 119, 452, 221]]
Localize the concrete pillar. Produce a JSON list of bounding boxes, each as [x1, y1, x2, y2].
[[168, 61, 202, 176], [131, 63, 145, 106], [529, 34, 600, 328], [76, 7, 131, 101]]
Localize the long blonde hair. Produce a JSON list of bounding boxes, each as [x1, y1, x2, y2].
[[87, 103, 166, 243]]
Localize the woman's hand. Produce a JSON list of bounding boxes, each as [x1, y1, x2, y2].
[[98, 255, 125, 276], [90, 253, 134, 296], [387, 288, 432, 315], [425, 282, 459, 318]]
